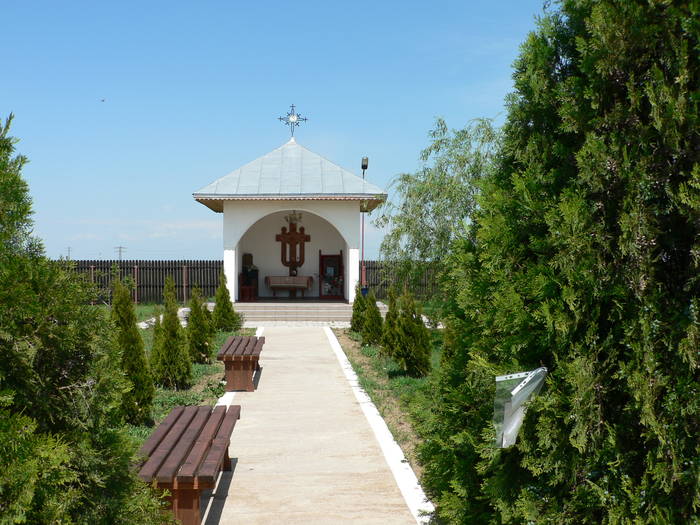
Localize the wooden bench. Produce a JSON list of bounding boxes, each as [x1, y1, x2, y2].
[[138, 405, 241, 525], [265, 275, 313, 297], [217, 336, 265, 392]]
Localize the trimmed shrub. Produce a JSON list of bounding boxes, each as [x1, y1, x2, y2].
[[350, 283, 367, 333], [187, 286, 213, 364], [394, 290, 431, 377], [212, 272, 242, 332], [380, 287, 399, 358], [0, 115, 167, 523], [361, 290, 383, 346], [111, 277, 154, 424], [150, 276, 191, 388]]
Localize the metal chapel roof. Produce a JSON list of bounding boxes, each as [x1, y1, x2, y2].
[[193, 138, 387, 213]]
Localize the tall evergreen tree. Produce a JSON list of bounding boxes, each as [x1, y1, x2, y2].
[[212, 271, 242, 332], [361, 290, 383, 346], [0, 115, 166, 523], [394, 290, 431, 377], [187, 286, 213, 364], [350, 283, 367, 333], [111, 277, 154, 424], [418, 2, 700, 523], [150, 276, 192, 388], [380, 287, 399, 358]]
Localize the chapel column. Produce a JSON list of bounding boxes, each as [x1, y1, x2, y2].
[[347, 247, 359, 303], [223, 248, 237, 303]]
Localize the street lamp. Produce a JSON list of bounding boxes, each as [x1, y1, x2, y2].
[[361, 157, 368, 295]]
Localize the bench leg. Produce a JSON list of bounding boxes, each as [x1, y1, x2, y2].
[[223, 361, 235, 392], [172, 488, 201, 525], [229, 359, 255, 391], [224, 449, 232, 471]]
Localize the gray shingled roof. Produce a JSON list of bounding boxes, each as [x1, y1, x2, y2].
[[193, 138, 386, 213]]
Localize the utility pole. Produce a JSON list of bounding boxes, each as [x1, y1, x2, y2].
[[114, 246, 127, 261], [66, 246, 71, 260]]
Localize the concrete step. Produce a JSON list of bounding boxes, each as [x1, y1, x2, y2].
[[230, 301, 385, 322]]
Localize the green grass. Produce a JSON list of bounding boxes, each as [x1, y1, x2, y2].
[[338, 328, 442, 475], [125, 325, 255, 446], [93, 302, 162, 323]]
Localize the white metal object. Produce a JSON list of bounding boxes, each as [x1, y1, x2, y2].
[[494, 367, 547, 448]]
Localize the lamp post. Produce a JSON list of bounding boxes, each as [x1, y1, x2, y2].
[[361, 156, 368, 296]]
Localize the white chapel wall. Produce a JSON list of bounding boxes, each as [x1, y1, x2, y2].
[[223, 200, 361, 301]]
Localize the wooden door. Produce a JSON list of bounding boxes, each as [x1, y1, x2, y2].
[[319, 254, 344, 299]]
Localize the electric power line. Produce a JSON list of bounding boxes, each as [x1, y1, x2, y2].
[[114, 246, 127, 261]]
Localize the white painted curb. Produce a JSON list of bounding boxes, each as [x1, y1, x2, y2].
[[323, 327, 435, 524]]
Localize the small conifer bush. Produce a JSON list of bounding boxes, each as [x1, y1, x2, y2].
[[213, 271, 242, 332], [380, 288, 399, 358], [187, 286, 213, 364], [394, 290, 431, 377], [150, 275, 192, 388], [111, 277, 154, 424], [350, 283, 367, 333], [202, 299, 215, 340], [361, 290, 383, 346]]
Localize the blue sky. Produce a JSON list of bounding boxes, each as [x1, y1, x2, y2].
[[3, 0, 544, 260]]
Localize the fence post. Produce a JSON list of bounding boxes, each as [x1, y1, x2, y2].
[[183, 264, 188, 303], [133, 265, 139, 304], [90, 265, 95, 305]]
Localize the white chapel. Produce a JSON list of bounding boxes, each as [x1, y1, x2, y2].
[[193, 135, 386, 304]]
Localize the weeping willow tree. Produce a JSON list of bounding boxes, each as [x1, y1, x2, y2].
[[418, 1, 700, 523], [373, 117, 499, 295]]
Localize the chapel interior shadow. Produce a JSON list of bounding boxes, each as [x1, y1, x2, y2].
[[201, 457, 237, 525]]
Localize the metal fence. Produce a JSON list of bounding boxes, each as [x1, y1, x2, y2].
[[69, 259, 437, 303]]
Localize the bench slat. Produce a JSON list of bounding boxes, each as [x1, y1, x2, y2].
[[224, 336, 245, 358], [138, 406, 184, 460], [139, 406, 198, 482], [242, 336, 257, 356], [252, 337, 265, 357], [177, 406, 227, 483], [198, 405, 241, 483], [156, 406, 212, 483], [216, 336, 235, 360]]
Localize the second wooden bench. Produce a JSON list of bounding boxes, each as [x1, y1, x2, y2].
[[216, 335, 265, 392]]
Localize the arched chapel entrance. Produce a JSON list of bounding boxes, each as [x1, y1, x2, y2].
[[236, 210, 349, 300]]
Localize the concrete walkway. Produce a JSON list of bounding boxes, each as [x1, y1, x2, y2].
[[205, 326, 419, 524]]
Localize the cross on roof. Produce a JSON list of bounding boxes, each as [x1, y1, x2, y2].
[[278, 104, 308, 137]]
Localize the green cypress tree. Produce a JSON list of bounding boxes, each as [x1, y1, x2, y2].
[[418, 2, 700, 522], [380, 287, 399, 358], [150, 308, 163, 373], [350, 283, 367, 333], [111, 277, 154, 424], [361, 290, 383, 346], [0, 115, 166, 523], [187, 286, 213, 364], [150, 276, 191, 388], [202, 299, 215, 340], [212, 271, 242, 332], [394, 290, 431, 377]]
